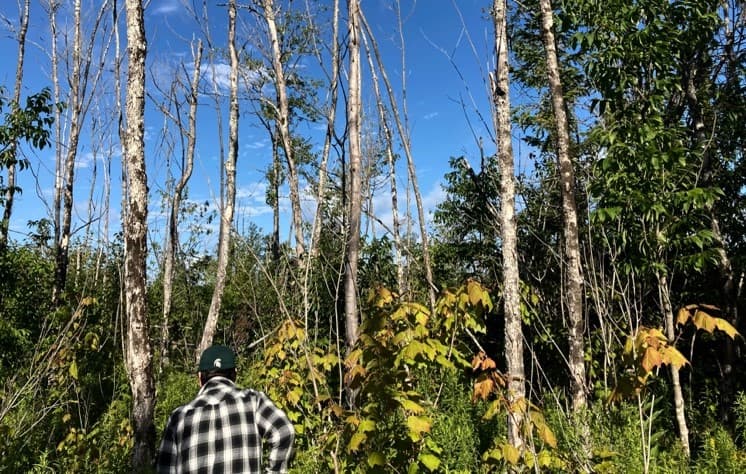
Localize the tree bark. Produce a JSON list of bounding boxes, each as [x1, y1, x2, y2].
[[197, 0, 239, 356], [539, 0, 587, 411], [658, 271, 690, 457], [492, 0, 525, 449], [344, 0, 362, 351], [122, 0, 155, 469], [0, 0, 30, 250]]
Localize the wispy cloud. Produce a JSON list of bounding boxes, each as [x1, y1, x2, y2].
[[423, 112, 439, 120], [150, 0, 181, 15]]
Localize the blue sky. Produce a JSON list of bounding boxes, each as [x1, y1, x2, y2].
[[0, 0, 528, 252]]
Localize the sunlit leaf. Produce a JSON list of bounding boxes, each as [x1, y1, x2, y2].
[[367, 452, 386, 467], [419, 453, 441, 471], [502, 443, 521, 465], [406, 415, 432, 441]]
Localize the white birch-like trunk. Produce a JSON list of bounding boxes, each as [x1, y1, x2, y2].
[[197, 0, 239, 356], [344, 0, 362, 350], [539, 0, 587, 411], [492, 0, 525, 449], [262, 0, 306, 260], [658, 271, 690, 457], [122, 0, 155, 468]]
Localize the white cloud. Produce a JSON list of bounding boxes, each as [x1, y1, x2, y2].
[[150, 0, 181, 15], [423, 112, 439, 120]]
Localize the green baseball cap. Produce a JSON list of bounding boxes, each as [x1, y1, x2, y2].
[[198, 345, 236, 372]]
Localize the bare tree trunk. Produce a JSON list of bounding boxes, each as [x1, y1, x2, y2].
[[361, 30, 404, 295], [308, 0, 339, 263], [198, 0, 239, 355], [657, 271, 690, 457], [492, 0, 525, 449], [262, 0, 306, 261], [359, 11, 436, 309], [51, 0, 112, 305], [121, 0, 155, 469], [344, 0, 362, 351], [161, 40, 202, 370], [539, 0, 587, 411], [0, 0, 30, 250]]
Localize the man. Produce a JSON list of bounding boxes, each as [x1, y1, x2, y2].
[[156, 345, 295, 473]]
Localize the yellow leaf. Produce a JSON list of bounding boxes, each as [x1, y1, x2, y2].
[[537, 450, 553, 467], [676, 307, 691, 326], [406, 416, 432, 441], [473, 374, 494, 401], [347, 432, 366, 452], [660, 346, 689, 369], [468, 280, 483, 306], [713, 318, 741, 340], [693, 310, 717, 333], [397, 397, 425, 414], [69, 360, 78, 380], [641, 347, 663, 374], [359, 418, 376, 433], [501, 443, 521, 465], [536, 421, 557, 449]]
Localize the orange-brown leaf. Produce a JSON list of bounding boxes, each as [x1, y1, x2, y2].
[[641, 347, 663, 374]]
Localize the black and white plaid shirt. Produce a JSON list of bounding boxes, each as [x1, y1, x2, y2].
[[156, 376, 295, 473]]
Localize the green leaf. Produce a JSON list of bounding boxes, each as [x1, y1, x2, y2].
[[367, 452, 386, 467], [69, 360, 78, 380], [419, 453, 441, 471]]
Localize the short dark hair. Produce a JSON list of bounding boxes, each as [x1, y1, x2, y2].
[[199, 367, 237, 384]]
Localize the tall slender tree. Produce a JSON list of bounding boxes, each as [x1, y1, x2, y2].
[[198, 0, 239, 355], [160, 40, 203, 369], [492, 0, 525, 448], [121, 0, 155, 468], [539, 0, 587, 411], [344, 0, 362, 351]]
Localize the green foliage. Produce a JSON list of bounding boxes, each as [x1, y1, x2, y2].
[[692, 427, 746, 473]]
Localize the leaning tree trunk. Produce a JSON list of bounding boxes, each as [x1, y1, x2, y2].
[[122, 0, 155, 469], [492, 0, 525, 449], [262, 0, 306, 261], [197, 0, 239, 356], [359, 11, 436, 310], [0, 0, 30, 250], [344, 0, 362, 351], [539, 0, 587, 411]]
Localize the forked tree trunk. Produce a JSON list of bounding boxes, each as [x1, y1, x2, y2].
[[0, 0, 30, 250], [262, 0, 306, 261], [492, 0, 525, 449], [198, 0, 239, 356], [539, 0, 587, 411], [161, 40, 202, 369], [121, 0, 155, 468], [344, 0, 362, 351]]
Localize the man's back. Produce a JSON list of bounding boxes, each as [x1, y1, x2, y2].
[[156, 376, 294, 474]]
